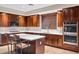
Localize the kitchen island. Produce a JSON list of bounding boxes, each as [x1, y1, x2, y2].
[[15, 34, 45, 54], [0, 32, 45, 54]]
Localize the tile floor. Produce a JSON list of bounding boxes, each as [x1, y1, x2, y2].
[[0, 45, 77, 54], [45, 46, 77, 54]]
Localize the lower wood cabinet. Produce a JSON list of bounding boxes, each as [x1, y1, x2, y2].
[[45, 34, 78, 52], [45, 34, 63, 47], [25, 32, 63, 48], [0, 34, 8, 45], [63, 44, 78, 52]]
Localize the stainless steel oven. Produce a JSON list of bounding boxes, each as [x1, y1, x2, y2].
[[63, 21, 78, 45]]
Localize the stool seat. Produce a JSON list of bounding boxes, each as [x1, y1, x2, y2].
[[16, 43, 29, 49]]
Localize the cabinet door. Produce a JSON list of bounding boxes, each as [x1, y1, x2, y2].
[[57, 11, 63, 27], [45, 35, 52, 45], [1, 13, 9, 27], [57, 35, 63, 47], [46, 35, 58, 46], [51, 35, 58, 46], [63, 8, 71, 21], [45, 34, 63, 47], [0, 13, 2, 27], [8, 14, 19, 27], [69, 7, 78, 21], [72, 6, 78, 21], [63, 7, 78, 21], [32, 15, 39, 27], [36, 38, 45, 54], [27, 15, 39, 27], [78, 6, 79, 20], [0, 35, 8, 45], [19, 16, 26, 27], [27, 16, 33, 27]]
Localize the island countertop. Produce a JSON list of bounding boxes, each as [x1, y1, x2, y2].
[[15, 33, 45, 41]]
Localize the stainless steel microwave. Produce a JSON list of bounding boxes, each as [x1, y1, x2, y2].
[[64, 26, 77, 32]]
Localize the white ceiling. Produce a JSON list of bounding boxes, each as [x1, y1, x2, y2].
[[0, 4, 78, 16], [0, 4, 53, 12]]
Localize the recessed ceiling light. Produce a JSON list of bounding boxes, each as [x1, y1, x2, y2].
[[28, 4, 34, 6]]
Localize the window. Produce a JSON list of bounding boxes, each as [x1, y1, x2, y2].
[[42, 13, 57, 29]]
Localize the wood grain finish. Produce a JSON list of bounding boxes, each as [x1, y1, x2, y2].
[[45, 34, 63, 47], [0, 13, 2, 26], [19, 16, 26, 27], [25, 32, 63, 49], [27, 15, 39, 27], [21, 37, 45, 54], [62, 6, 79, 52], [25, 32, 79, 52], [63, 6, 78, 21], [1, 13, 9, 27], [8, 14, 19, 26], [63, 43, 78, 52], [0, 34, 8, 45], [57, 11, 63, 27]]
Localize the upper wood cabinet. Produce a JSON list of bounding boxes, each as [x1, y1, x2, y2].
[[0, 13, 27, 27], [18, 16, 27, 27], [0, 13, 2, 27], [1, 13, 9, 27], [8, 14, 19, 27], [32, 15, 39, 26], [57, 11, 63, 27], [27, 15, 40, 27], [63, 6, 79, 21]]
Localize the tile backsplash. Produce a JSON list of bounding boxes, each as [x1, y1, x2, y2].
[[0, 27, 63, 33]]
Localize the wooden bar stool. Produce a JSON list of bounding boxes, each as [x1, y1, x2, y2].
[[10, 34, 29, 54], [5, 33, 14, 54]]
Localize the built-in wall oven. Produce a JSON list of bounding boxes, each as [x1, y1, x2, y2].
[[63, 21, 78, 45]]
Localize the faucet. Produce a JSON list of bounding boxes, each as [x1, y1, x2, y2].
[[47, 23, 51, 33]]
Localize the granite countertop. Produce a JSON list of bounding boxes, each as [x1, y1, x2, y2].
[[19, 29, 63, 35], [15, 33, 45, 41], [0, 31, 19, 34], [0, 29, 63, 35]]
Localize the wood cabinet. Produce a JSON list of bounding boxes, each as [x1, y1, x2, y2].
[[1, 13, 9, 27], [63, 6, 78, 21], [45, 34, 63, 47], [0, 13, 19, 27], [18, 16, 27, 27], [0, 13, 2, 27], [0, 34, 8, 45], [57, 10, 63, 27], [63, 44, 78, 52], [24, 32, 79, 52], [25, 32, 63, 48], [8, 14, 19, 27], [32, 15, 39, 27], [8, 14, 27, 27], [62, 6, 79, 52], [18, 36, 45, 54], [46, 34, 57, 46], [27, 15, 40, 27]]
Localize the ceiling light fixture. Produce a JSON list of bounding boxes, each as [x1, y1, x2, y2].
[[28, 4, 34, 6]]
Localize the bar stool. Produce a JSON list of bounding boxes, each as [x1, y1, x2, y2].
[[4, 33, 14, 54], [5, 33, 31, 54], [10, 34, 29, 54]]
